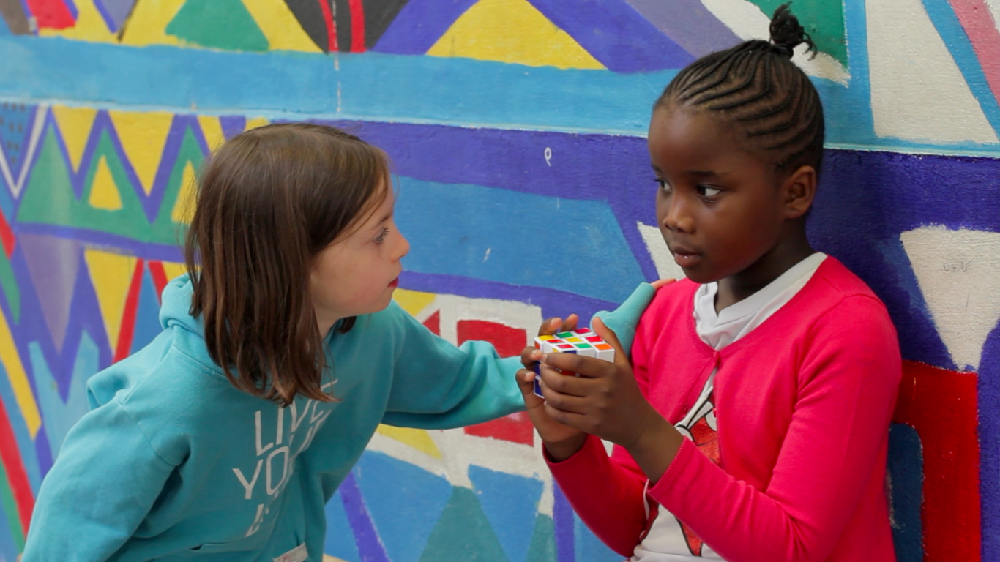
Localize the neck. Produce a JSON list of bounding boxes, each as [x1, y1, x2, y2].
[[715, 228, 813, 312]]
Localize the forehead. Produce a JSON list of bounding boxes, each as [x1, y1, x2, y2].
[[647, 107, 747, 163]]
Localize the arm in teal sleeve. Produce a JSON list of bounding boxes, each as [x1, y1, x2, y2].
[[22, 399, 173, 562], [381, 303, 524, 430], [592, 282, 657, 354]]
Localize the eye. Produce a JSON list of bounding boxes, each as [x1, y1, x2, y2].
[[696, 185, 722, 200], [655, 178, 671, 192], [374, 227, 389, 244]]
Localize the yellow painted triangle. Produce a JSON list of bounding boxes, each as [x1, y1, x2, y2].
[[39, 0, 117, 41], [428, 0, 604, 70], [85, 250, 138, 350], [242, 0, 322, 53], [161, 261, 188, 282], [197, 115, 226, 151], [245, 117, 269, 131], [120, 0, 188, 47], [0, 308, 40, 437], [171, 161, 198, 224], [88, 156, 124, 211], [52, 105, 99, 172], [376, 425, 442, 458], [393, 289, 437, 317], [108, 110, 175, 195]]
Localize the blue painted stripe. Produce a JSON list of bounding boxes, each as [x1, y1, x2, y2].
[[2, 35, 996, 154], [979, 323, 1000, 562], [395, 176, 647, 304], [527, 0, 693, 72], [888, 423, 924, 562], [920, 0, 1000, 138], [372, 0, 478, 54]]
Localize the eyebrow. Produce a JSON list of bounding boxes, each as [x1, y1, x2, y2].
[[369, 211, 393, 231], [651, 164, 729, 177]]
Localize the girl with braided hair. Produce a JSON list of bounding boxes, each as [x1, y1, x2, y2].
[[517, 5, 900, 561]]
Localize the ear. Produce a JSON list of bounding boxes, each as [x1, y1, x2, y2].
[[780, 165, 817, 219]]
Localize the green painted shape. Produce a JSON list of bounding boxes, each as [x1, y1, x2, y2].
[[17, 128, 79, 228], [526, 514, 557, 562], [0, 249, 20, 323], [0, 461, 25, 551], [747, 0, 846, 66], [76, 131, 151, 239], [419, 487, 510, 562], [165, 0, 270, 52], [149, 125, 204, 245]]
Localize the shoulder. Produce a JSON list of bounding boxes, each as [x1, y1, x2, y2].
[[642, 279, 699, 323], [801, 257, 895, 334]]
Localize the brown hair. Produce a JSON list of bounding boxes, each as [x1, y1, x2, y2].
[[184, 123, 391, 406]]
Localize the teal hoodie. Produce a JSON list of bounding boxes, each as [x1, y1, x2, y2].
[[22, 274, 654, 561]]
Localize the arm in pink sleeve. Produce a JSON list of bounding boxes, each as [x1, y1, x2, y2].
[[545, 308, 661, 556], [649, 296, 901, 562]]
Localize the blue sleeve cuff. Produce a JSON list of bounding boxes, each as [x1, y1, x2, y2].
[[592, 282, 656, 354]]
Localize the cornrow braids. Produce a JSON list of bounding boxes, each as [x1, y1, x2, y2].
[[655, 3, 825, 177]]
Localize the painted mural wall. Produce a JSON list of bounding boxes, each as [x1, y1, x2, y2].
[[0, 0, 996, 561]]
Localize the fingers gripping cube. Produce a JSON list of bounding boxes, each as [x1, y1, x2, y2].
[[532, 329, 615, 398]]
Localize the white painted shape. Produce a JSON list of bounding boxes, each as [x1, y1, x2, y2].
[[867, 0, 999, 144], [984, 0, 1000, 35], [698, 0, 849, 84], [638, 222, 685, 281], [435, 294, 542, 347], [0, 104, 47, 198], [900, 226, 1000, 370]]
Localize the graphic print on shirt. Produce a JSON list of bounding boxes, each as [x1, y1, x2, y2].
[[673, 382, 720, 556], [233, 381, 336, 537]]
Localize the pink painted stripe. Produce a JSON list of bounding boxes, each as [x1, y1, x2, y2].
[[947, 0, 1000, 104]]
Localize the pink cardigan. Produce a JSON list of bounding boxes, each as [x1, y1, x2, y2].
[[548, 258, 901, 561]]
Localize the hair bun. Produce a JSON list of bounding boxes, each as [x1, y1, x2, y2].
[[769, 3, 817, 59]]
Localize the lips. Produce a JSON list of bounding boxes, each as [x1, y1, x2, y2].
[[668, 244, 703, 268], [388, 278, 399, 288]]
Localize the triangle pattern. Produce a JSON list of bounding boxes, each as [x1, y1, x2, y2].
[[129, 268, 163, 355], [51, 105, 98, 172], [87, 155, 123, 210], [151, 125, 204, 243], [525, 514, 557, 562], [84, 249, 138, 350], [25, 0, 76, 29], [0, 238, 19, 322], [354, 452, 452, 562], [469, 465, 543, 562], [427, 0, 603, 69], [161, 261, 187, 283], [119, 0, 187, 46], [574, 512, 620, 562], [867, 0, 998, 143], [900, 226, 1000, 370], [94, 0, 138, 32], [196, 115, 226, 151], [375, 425, 442, 458], [19, 234, 80, 351], [17, 126, 78, 228], [76, 131, 150, 236], [0, 102, 37, 181], [165, 0, 270, 52], [419, 487, 510, 562], [392, 289, 437, 317], [107, 110, 174, 195], [324, 490, 362, 562], [41, 0, 117, 41], [30, 335, 95, 460], [241, 0, 320, 52]]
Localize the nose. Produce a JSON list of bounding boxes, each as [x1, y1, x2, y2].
[[395, 230, 410, 261], [662, 193, 694, 233]]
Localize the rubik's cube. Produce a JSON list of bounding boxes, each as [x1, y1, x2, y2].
[[533, 328, 615, 398]]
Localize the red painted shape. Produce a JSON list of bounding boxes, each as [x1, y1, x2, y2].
[[347, 0, 366, 52], [114, 259, 144, 363], [147, 261, 169, 303], [946, 0, 1000, 104], [892, 361, 981, 562], [0, 397, 34, 535], [422, 310, 440, 336], [316, 0, 338, 52], [457, 320, 534, 445], [0, 213, 15, 258], [24, 0, 75, 29]]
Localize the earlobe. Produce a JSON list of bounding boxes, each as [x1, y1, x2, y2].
[[782, 165, 817, 219]]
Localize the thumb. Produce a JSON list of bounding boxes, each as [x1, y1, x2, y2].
[[591, 316, 629, 368]]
